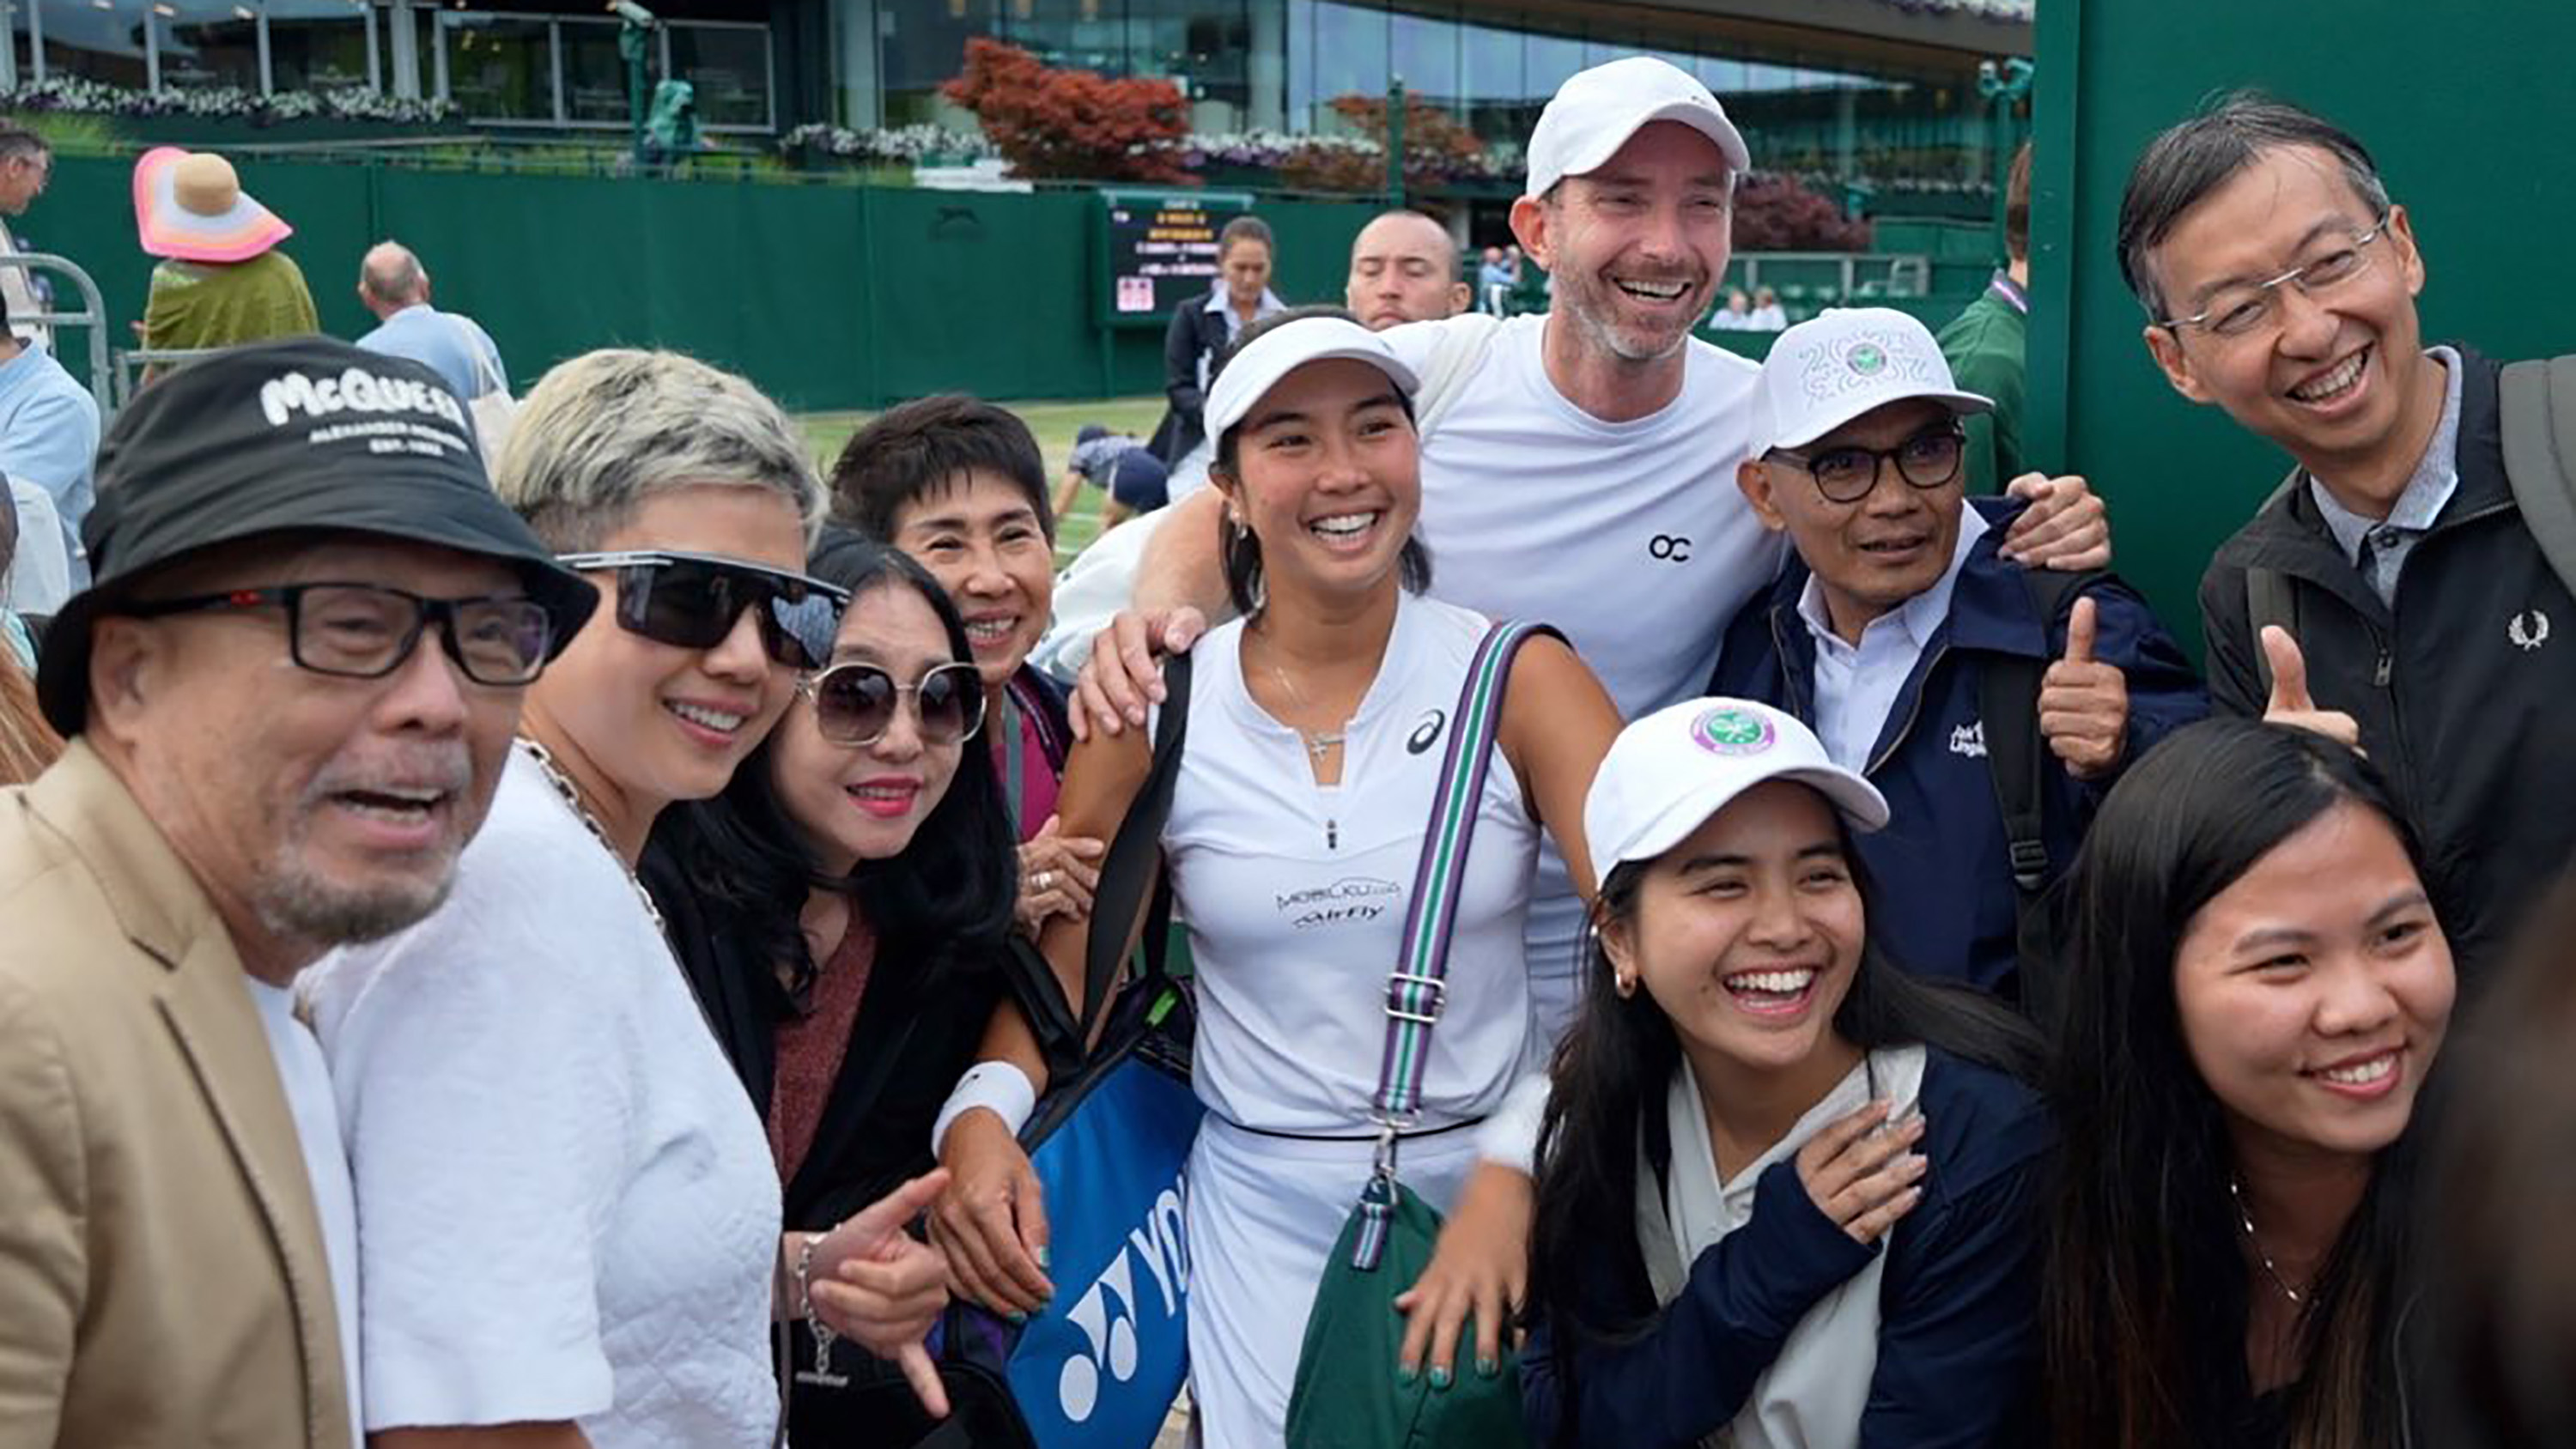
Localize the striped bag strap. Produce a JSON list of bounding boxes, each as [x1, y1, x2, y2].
[[1352, 619, 1553, 1270]]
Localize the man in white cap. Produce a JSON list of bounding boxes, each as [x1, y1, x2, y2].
[[1714, 307, 2206, 1010], [1082, 56, 2115, 1036]]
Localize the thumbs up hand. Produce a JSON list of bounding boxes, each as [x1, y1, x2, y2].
[[2259, 625, 2362, 749], [2038, 597, 2131, 780]]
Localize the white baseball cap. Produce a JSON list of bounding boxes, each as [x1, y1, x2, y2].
[[1201, 313, 1420, 446], [1524, 57, 1752, 201], [1750, 306, 1993, 457], [1585, 698, 1890, 874]]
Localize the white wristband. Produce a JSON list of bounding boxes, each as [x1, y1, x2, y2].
[[932, 1061, 1039, 1159]]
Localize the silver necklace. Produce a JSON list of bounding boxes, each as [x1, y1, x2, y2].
[[519, 735, 669, 940], [1263, 656, 1348, 761], [2228, 1175, 2306, 1306]]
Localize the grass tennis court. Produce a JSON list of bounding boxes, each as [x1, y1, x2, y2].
[[799, 395, 1167, 563]]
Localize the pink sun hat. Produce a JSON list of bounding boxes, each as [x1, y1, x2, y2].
[[132, 147, 293, 264]]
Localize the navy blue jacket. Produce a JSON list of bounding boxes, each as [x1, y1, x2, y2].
[[1711, 499, 2207, 997], [1522, 1050, 2052, 1449]]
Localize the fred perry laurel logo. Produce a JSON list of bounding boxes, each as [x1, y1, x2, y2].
[[1692, 706, 1776, 756], [2511, 609, 2551, 652]]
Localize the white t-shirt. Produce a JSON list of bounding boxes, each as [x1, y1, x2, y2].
[[248, 976, 364, 1449], [1377, 313, 1783, 1009], [1167, 593, 1545, 1134], [304, 747, 782, 1449]]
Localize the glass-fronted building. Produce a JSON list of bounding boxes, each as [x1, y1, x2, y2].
[[0, 0, 2028, 192], [1, 1, 777, 131], [833, 0, 2033, 194]]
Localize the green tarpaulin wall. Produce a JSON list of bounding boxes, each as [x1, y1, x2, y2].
[[2031, 0, 2576, 653], [27, 155, 1383, 415]]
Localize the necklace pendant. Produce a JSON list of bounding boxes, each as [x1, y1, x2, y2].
[[1306, 732, 1343, 760]]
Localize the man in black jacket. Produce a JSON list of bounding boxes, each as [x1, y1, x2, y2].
[[2119, 93, 2576, 985]]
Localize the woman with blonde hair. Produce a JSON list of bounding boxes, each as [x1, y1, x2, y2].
[[307, 349, 954, 1449]]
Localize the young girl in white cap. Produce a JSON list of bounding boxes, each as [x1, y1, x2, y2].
[[934, 306, 1623, 1446], [1522, 696, 2049, 1448]]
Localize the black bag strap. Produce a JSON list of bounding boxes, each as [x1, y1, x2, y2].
[[2497, 355, 2576, 602], [1982, 569, 2105, 1017], [1076, 652, 1193, 1049], [2246, 466, 2303, 696]]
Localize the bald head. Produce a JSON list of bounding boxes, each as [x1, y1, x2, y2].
[[1346, 210, 1471, 330], [357, 241, 429, 320]]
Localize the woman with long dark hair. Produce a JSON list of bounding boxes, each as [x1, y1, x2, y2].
[[1523, 696, 2049, 1448], [2043, 718, 2453, 1449], [643, 528, 1030, 1441]]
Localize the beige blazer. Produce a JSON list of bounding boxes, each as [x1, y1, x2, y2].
[[0, 742, 354, 1449]]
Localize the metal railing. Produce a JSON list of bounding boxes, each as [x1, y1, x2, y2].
[[1732, 252, 1935, 300], [0, 252, 111, 416]]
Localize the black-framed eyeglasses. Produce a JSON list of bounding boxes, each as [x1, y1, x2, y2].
[[558, 549, 848, 671], [2158, 216, 2391, 340], [798, 660, 987, 748], [1768, 424, 1966, 504], [123, 584, 559, 686]]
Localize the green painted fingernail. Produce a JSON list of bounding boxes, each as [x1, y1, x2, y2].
[[1036, 1246, 1052, 1270], [1007, 1310, 1028, 1325], [1478, 1355, 1499, 1379], [1397, 1364, 1419, 1385], [1430, 1366, 1453, 1391]]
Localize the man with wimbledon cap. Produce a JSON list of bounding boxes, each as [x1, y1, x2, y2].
[[1714, 307, 2205, 1005], [1089, 56, 2117, 1037]]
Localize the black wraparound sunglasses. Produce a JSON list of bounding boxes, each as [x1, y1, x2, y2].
[[558, 550, 847, 670]]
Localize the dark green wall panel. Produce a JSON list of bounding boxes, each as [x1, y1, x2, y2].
[[22, 155, 1394, 417], [2032, 0, 2576, 654]]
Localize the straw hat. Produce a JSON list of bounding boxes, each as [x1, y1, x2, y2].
[[131, 147, 293, 264]]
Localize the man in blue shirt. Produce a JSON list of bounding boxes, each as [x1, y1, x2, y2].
[[0, 314, 98, 588], [1713, 308, 2207, 1003], [351, 240, 506, 402]]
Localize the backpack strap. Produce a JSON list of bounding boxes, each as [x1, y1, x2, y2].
[[2497, 356, 2576, 603], [1350, 619, 1556, 1270], [2245, 466, 2304, 695], [1982, 568, 2099, 900], [1982, 568, 2100, 1011]]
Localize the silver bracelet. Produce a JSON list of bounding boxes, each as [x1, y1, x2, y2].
[[792, 1227, 849, 1389]]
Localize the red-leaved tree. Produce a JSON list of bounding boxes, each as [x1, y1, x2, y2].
[[1278, 92, 1492, 192], [1730, 173, 1874, 252], [942, 38, 1194, 183]]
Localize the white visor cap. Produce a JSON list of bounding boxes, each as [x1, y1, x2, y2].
[[1200, 314, 1422, 447]]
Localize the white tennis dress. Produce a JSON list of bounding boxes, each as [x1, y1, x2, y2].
[[1164, 591, 1548, 1447]]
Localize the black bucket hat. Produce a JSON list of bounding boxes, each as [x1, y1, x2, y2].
[[37, 336, 598, 735]]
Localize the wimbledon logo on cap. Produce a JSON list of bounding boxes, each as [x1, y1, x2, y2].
[[1796, 327, 1938, 404], [259, 367, 467, 433], [1692, 706, 1775, 756]]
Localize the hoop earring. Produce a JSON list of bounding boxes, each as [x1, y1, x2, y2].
[[1613, 972, 1637, 999]]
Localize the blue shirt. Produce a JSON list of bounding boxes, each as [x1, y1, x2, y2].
[[354, 303, 507, 402], [2308, 344, 2464, 606], [0, 343, 99, 588]]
